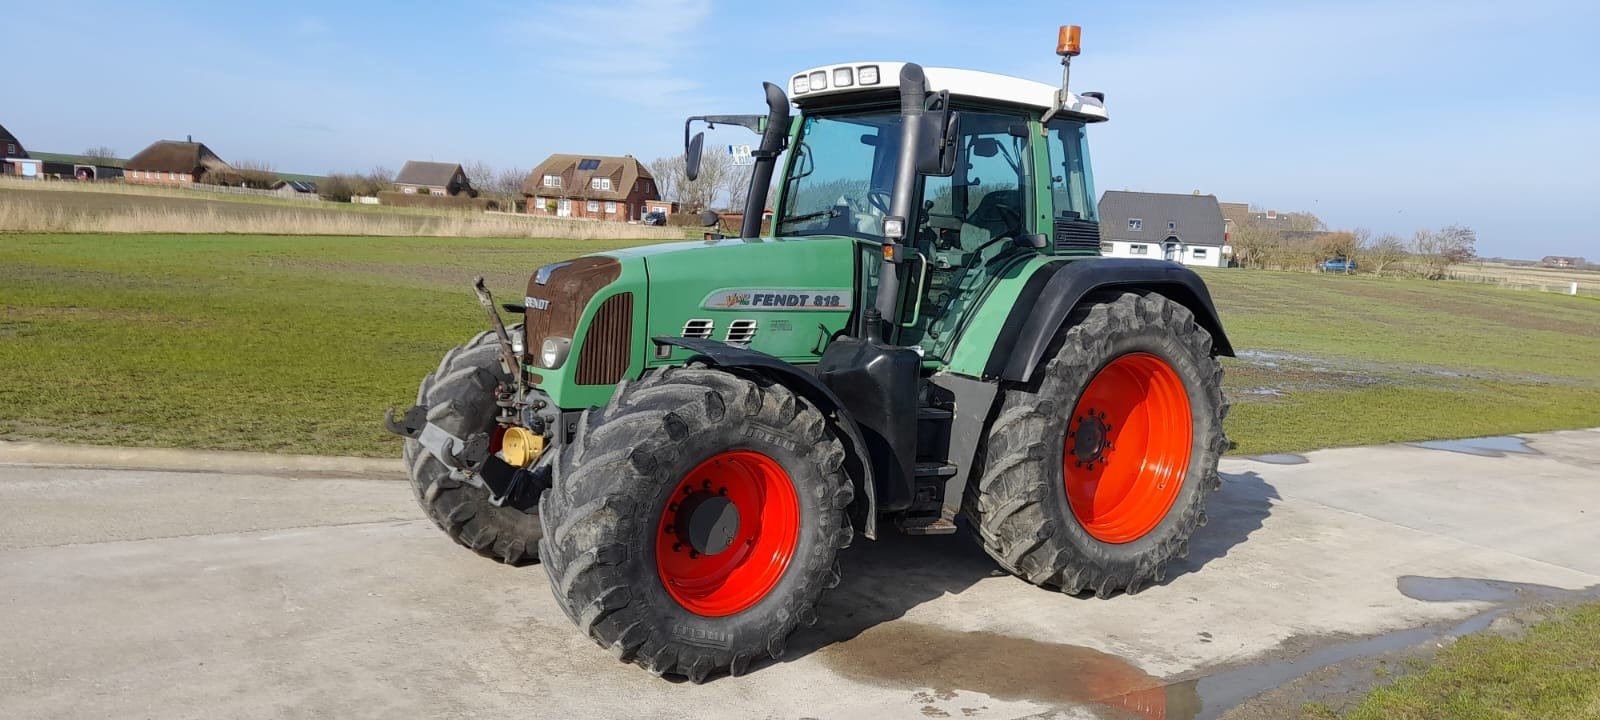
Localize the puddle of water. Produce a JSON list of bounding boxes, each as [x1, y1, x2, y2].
[[1407, 436, 1538, 457], [817, 622, 1199, 719], [1248, 453, 1308, 465], [1398, 575, 1548, 603]]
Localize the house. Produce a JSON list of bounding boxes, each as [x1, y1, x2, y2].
[[1097, 191, 1230, 268], [30, 151, 126, 181], [1217, 201, 1249, 240], [394, 161, 473, 196], [523, 154, 659, 221], [1541, 256, 1585, 269], [644, 199, 678, 217], [124, 138, 233, 186], [271, 179, 319, 197], [1, 122, 42, 179]]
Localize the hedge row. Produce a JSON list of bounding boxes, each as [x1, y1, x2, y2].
[[375, 191, 499, 211]]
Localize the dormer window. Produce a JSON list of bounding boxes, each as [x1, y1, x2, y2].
[[542, 174, 561, 188], [1128, 218, 1143, 231], [591, 177, 612, 191]]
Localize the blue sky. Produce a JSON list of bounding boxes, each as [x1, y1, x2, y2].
[[7, 0, 1597, 257]]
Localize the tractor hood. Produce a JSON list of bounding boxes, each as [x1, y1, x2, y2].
[[524, 235, 860, 410]]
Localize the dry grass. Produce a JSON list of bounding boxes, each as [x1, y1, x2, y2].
[[0, 194, 680, 240]]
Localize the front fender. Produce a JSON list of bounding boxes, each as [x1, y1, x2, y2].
[[984, 259, 1234, 383]]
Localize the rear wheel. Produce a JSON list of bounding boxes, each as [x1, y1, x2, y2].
[[538, 366, 853, 682], [963, 291, 1227, 595], [403, 329, 542, 565]]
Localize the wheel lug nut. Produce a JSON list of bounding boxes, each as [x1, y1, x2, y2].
[[672, 542, 683, 552], [689, 550, 699, 559], [702, 479, 712, 489], [718, 487, 728, 496]]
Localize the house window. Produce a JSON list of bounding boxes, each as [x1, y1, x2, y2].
[[403, 186, 416, 194], [5, 143, 14, 155], [1193, 248, 1208, 259], [1168, 221, 1177, 231], [605, 201, 617, 214], [587, 200, 599, 212], [1128, 218, 1143, 231], [1130, 244, 1149, 255], [1099, 241, 1113, 254], [591, 177, 612, 191], [577, 159, 601, 170], [542, 174, 561, 188]]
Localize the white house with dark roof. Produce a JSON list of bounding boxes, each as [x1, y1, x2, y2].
[[1097, 191, 1231, 268]]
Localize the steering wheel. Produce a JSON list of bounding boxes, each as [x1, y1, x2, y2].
[[866, 188, 892, 216]]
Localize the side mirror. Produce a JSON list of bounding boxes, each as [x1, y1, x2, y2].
[[685, 132, 705, 181], [916, 105, 960, 177], [700, 210, 720, 228]]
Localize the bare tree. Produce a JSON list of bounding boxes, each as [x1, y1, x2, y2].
[[1363, 233, 1408, 276], [723, 162, 755, 211], [369, 165, 396, 184], [649, 151, 729, 212], [647, 155, 682, 204], [1437, 224, 1478, 264], [82, 146, 118, 164], [462, 161, 527, 210]]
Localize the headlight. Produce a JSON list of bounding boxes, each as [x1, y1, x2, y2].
[[510, 327, 526, 357], [540, 337, 572, 369]]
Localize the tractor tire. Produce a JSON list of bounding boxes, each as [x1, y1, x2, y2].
[[403, 328, 542, 565], [537, 366, 853, 683], [963, 291, 1227, 596]]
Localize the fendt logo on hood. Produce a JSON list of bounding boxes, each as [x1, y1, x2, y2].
[[701, 289, 851, 311], [524, 296, 551, 311]]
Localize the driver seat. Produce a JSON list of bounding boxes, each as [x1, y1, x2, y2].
[[961, 189, 1023, 248]]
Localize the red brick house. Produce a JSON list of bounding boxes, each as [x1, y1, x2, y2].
[[523, 154, 659, 221], [124, 138, 233, 186]]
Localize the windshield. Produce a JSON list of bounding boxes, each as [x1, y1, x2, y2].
[[776, 110, 901, 238]]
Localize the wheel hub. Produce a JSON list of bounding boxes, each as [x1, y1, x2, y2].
[[1070, 411, 1113, 469], [675, 492, 740, 556]]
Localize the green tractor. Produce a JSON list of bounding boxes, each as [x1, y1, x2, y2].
[[386, 27, 1232, 683]]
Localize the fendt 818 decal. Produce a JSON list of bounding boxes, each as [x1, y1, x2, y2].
[[701, 289, 852, 311]]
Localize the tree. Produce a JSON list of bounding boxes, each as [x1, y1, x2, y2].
[[1410, 225, 1475, 280], [1362, 233, 1407, 276], [82, 146, 117, 164], [464, 161, 527, 211], [648, 150, 729, 212], [723, 162, 755, 211]]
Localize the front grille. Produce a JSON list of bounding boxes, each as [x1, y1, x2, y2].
[[1054, 217, 1102, 252], [724, 319, 758, 345], [575, 293, 633, 385]]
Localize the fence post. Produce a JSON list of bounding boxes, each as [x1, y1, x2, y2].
[[1573, 282, 1580, 296]]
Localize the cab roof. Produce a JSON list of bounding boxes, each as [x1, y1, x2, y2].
[[788, 62, 1108, 122]]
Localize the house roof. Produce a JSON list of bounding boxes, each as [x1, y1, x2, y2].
[[273, 180, 319, 193], [125, 140, 231, 173], [394, 161, 464, 188], [29, 151, 127, 168], [523, 154, 656, 201], [1098, 191, 1227, 247], [0, 123, 27, 158]]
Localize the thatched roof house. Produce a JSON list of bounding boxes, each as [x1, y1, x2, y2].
[[124, 139, 233, 185], [523, 154, 658, 221]]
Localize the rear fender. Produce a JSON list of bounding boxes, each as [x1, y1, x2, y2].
[[652, 337, 880, 539], [985, 259, 1234, 383]]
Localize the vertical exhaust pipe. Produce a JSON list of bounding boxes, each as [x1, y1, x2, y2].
[[873, 63, 929, 329], [741, 82, 790, 239]]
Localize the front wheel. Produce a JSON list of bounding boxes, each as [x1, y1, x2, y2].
[[963, 291, 1228, 596], [537, 366, 853, 682]]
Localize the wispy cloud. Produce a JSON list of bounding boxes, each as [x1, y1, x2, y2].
[[512, 0, 713, 107]]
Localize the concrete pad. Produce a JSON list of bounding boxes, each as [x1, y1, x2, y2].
[[2, 429, 1599, 719]]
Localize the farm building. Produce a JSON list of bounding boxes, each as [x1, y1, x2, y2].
[[523, 154, 659, 221], [1, 122, 43, 179], [1541, 256, 1586, 269], [30, 151, 126, 181], [394, 161, 474, 196], [271, 180, 319, 197], [124, 138, 233, 186], [1098, 191, 1231, 268]]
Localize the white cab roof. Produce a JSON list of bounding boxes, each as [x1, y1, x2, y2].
[[788, 62, 1108, 122]]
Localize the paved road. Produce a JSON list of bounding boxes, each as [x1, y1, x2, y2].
[[2, 430, 1598, 719]]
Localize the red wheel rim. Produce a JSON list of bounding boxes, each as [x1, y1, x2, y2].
[[1063, 352, 1193, 544], [655, 450, 800, 617]]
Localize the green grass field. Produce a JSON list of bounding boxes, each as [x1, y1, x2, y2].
[[2, 233, 1598, 457]]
